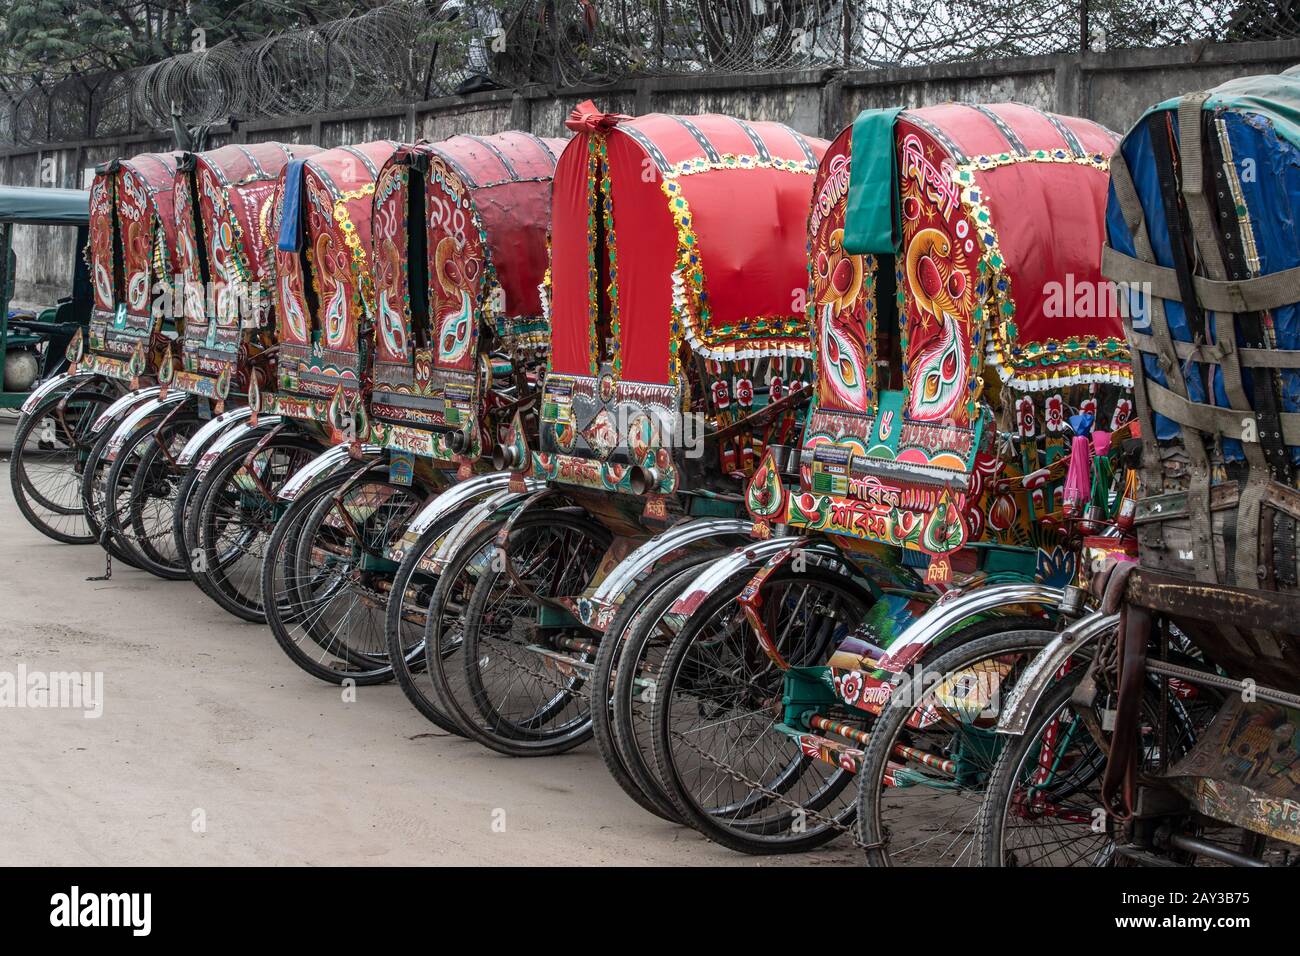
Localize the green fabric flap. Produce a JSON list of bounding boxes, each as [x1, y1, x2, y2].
[[843, 107, 903, 255]]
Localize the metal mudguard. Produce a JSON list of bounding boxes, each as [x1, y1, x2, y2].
[[996, 609, 1118, 736], [277, 443, 382, 502], [421, 481, 544, 574], [19, 371, 94, 415], [176, 406, 254, 467], [581, 518, 755, 630], [669, 536, 843, 617], [870, 582, 1065, 675], [103, 392, 189, 462], [407, 473, 534, 536], [192, 416, 284, 474], [385, 472, 542, 567], [90, 386, 162, 434]]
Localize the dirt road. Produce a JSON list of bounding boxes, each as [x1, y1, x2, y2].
[[0, 417, 857, 865]]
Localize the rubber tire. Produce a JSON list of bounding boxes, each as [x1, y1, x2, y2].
[[188, 431, 321, 622], [383, 510, 467, 735], [261, 469, 354, 682], [854, 623, 1057, 866], [650, 565, 874, 855], [590, 548, 733, 824], [419, 517, 512, 740], [8, 388, 112, 543], [170, 449, 211, 575]]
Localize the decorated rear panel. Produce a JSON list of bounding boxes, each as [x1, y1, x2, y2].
[[748, 118, 988, 557], [369, 152, 487, 460], [896, 119, 984, 435], [81, 160, 175, 382], [178, 164, 242, 400], [809, 127, 876, 417], [88, 174, 116, 316], [270, 144, 394, 431], [370, 159, 412, 372]]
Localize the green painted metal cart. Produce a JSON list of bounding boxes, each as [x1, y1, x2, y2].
[[0, 184, 91, 409]]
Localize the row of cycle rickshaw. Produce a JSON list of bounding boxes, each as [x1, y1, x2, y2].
[[10, 67, 1300, 866]]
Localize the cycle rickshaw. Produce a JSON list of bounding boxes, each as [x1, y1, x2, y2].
[[411, 104, 830, 787], [5, 184, 96, 542], [67, 154, 185, 570], [982, 69, 1300, 868], [258, 132, 562, 692], [644, 102, 1137, 857]]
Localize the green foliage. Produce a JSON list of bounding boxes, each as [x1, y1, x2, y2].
[[0, 0, 362, 78]]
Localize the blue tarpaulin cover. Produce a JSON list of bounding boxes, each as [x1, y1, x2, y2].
[[1106, 69, 1300, 463]]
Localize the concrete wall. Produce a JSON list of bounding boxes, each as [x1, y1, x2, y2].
[[3, 37, 1297, 305]]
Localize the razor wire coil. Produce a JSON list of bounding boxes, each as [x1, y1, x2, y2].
[[0, 0, 1290, 146]]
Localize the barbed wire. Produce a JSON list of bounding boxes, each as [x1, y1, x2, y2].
[[0, 0, 1292, 147]]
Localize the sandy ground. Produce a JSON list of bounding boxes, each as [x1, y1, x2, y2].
[[0, 412, 859, 866]]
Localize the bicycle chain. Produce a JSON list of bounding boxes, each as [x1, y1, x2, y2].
[[491, 635, 874, 849], [447, 624, 876, 850], [667, 727, 880, 851], [488, 640, 593, 704]]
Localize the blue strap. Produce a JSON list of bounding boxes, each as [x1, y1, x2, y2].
[[277, 159, 307, 253]]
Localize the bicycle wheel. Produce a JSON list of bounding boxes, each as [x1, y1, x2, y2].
[[420, 517, 514, 740], [855, 624, 1056, 866], [591, 548, 732, 824], [261, 470, 355, 681], [189, 431, 321, 621], [978, 651, 1209, 867], [170, 441, 219, 576], [268, 468, 424, 684], [384, 509, 466, 735], [104, 410, 202, 578], [430, 508, 611, 757], [8, 387, 113, 543], [78, 417, 144, 568], [650, 565, 874, 854]]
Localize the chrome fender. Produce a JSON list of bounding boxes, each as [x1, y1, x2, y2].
[[423, 482, 544, 574], [386, 473, 542, 566], [176, 406, 254, 467], [997, 610, 1118, 736], [582, 518, 755, 630], [91, 386, 162, 434], [872, 583, 1065, 675], [192, 417, 284, 475], [104, 392, 189, 462], [669, 536, 841, 617], [405, 472, 526, 536], [19, 371, 94, 415], [278, 443, 382, 502]]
